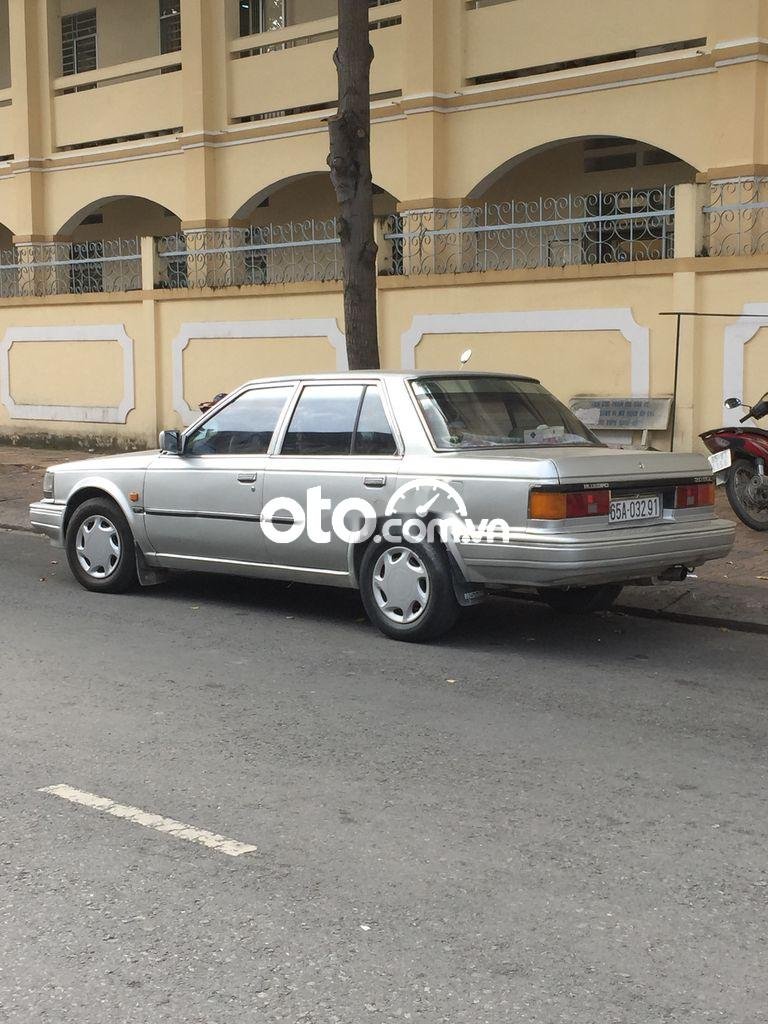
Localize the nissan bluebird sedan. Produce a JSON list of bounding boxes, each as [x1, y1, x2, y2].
[[30, 372, 735, 641]]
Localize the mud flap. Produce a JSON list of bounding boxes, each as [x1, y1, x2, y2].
[[135, 547, 170, 587], [447, 550, 486, 607]]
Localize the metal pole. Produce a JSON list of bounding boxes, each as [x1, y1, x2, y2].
[[670, 312, 682, 452]]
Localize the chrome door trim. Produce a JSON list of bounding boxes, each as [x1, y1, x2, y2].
[[145, 508, 262, 523], [154, 551, 349, 575]]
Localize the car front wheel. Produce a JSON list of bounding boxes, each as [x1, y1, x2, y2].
[[359, 539, 460, 642], [65, 497, 138, 594]]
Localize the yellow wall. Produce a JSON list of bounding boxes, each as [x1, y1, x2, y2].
[[1, 263, 766, 453], [288, 0, 336, 26], [0, 0, 9, 91], [0, 0, 765, 238], [8, 339, 124, 406], [57, 0, 162, 70], [0, 0, 767, 452]]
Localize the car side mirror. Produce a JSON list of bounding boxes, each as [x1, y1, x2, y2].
[[724, 397, 742, 410], [159, 429, 183, 455]]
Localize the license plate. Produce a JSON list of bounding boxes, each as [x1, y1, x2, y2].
[[609, 495, 662, 524], [708, 449, 732, 474]]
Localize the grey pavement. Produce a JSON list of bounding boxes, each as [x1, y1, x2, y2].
[[2, 529, 768, 1022]]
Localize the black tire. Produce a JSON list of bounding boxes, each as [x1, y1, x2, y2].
[[65, 497, 138, 594], [539, 583, 623, 614], [726, 458, 768, 531], [359, 538, 460, 642]]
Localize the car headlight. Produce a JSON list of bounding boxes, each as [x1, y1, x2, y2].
[[42, 471, 54, 499]]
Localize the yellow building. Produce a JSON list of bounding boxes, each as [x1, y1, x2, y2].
[[1, 0, 768, 450]]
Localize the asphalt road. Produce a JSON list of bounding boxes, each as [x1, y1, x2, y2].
[[2, 529, 767, 1023]]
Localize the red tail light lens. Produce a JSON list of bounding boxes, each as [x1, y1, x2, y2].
[[565, 490, 611, 518], [675, 482, 715, 509], [530, 489, 610, 520]]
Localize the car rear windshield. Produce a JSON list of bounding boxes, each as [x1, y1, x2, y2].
[[411, 376, 601, 450]]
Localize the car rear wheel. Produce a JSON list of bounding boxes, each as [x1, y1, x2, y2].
[[539, 583, 623, 614], [65, 497, 138, 594], [359, 539, 460, 642]]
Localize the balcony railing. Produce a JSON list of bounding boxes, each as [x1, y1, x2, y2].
[[379, 187, 676, 275], [703, 177, 768, 257], [155, 224, 342, 289], [0, 239, 141, 298]]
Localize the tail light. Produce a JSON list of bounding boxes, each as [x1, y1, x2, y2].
[[529, 489, 610, 520], [675, 482, 715, 509]]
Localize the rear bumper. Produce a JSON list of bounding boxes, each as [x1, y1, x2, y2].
[[455, 517, 736, 588], [29, 500, 66, 545]]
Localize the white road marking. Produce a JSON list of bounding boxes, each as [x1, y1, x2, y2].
[[38, 784, 257, 858]]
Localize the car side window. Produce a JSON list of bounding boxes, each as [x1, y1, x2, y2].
[[280, 384, 364, 456], [353, 386, 398, 455], [184, 386, 292, 456]]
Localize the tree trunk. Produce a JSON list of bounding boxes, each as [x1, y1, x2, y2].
[[327, 0, 380, 370]]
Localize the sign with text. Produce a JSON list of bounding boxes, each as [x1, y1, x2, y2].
[[569, 396, 673, 432]]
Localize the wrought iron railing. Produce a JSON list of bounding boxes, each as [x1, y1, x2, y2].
[[0, 238, 141, 297], [155, 223, 342, 289], [0, 187, 680, 298], [379, 187, 676, 275], [703, 177, 768, 256]]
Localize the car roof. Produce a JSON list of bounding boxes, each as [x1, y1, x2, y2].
[[241, 370, 541, 386]]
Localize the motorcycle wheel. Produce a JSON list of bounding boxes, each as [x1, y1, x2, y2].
[[726, 458, 768, 531]]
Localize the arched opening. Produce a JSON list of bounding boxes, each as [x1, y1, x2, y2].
[[232, 171, 398, 227], [470, 136, 697, 202], [224, 173, 399, 285], [59, 196, 182, 240], [460, 136, 697, 270], [0, 221, 13, 253]]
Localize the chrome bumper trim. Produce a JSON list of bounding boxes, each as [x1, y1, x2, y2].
[[457, 518, 736, 588], [29, 500, 66, 545]]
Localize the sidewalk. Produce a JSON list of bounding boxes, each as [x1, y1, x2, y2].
[[0, 446, 84, 532], [1, 444, 766, 630]]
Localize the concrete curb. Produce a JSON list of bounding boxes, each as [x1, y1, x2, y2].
[[615, 603, 768, 637]]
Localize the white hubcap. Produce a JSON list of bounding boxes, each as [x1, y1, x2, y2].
[[372, 546, 430, 624], [76, 516, 121, 579]]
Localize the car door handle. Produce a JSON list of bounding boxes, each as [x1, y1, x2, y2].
[[237, 473, 258, 483], [364, 475, 387, 488]]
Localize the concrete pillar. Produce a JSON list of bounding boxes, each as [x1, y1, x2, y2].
[[674, 183, 708, 259], [13, 239, 70, 297], [400, 0, 464, 205], [670, 272, 699, 452], [140, 235, 159, 291], [393, 202, 479, 276], [180, 0, 228, 226], [8, 0, 55, 237]]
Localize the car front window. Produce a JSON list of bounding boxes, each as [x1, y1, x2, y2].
[[185, 386, 293, 456], [411, 376, 601, 450]]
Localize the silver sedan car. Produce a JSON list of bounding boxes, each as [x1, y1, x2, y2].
[[30, 372, 734, 641]]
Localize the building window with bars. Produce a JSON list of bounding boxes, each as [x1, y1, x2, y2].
[[239, 0, 285, 36], [160, 0, 181, 53], [61, 9, 97, 77]]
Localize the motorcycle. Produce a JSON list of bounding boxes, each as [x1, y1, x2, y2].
[[701, 392, 768, 531]]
